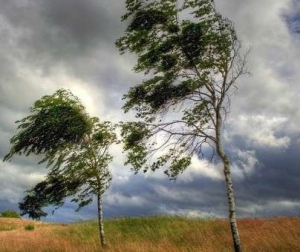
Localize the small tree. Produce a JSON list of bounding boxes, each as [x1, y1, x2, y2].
[[19, 194, 48, 220], [0, 210, 21, 218], [116, 1, 247, 251], [4, 89, 117, 248]]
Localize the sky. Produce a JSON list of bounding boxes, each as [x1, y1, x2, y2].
[[0, 0, 300, 222]]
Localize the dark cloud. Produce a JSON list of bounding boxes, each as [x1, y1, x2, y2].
[[0, 0, 300, 222], [97, 137, 300, 220], [64, 138, 298, 221], [248, 140, 300, 200], [283, 0, 300, 35], [0, 199, 19, 214], [3, 125, 300, 222], [41, 0, 114, 46], [0, 0, 125, 76]]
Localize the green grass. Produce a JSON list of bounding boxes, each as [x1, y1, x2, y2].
[[1, 216, 300, 251], [53, 216, 218, 250], [105, 215, 223, 248], [56, 221, 99, 243], [52, 216, 300, 251], [0, 226, 15, 231]]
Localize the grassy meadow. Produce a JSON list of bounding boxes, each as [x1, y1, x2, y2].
[[0, 216, 299, 251]]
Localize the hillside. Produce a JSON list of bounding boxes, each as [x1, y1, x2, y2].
[[0, 216, 299, 251]]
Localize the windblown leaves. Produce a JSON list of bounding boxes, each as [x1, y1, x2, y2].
[[19, 174, 82, 219], [129, 9, 167, 31], [4, 89, 117, 220], [121, 122, 150, 171], [117, 0, 242, 179], [18, 119, 117, 219], [4, 89, 91, 161], [116, 0, 236, 116]]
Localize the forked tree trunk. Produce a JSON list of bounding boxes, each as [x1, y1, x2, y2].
[[97, 193, 107, 248], [216, 111, 242, 252]]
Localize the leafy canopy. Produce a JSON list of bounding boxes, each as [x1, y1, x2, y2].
[[4, 89, 117, 219], [19, 119, 117, 219], [4, 89, 91, 161], [0, 210, 21, 218], [117, 0, 245, 179]]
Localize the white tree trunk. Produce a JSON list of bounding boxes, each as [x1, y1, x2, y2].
[[97, 193, 107, 248], [219, 149, 242, 252], [216, 112, 242, 252]]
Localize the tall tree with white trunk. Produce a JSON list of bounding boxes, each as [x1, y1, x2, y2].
[[116, 0, 247, 251]]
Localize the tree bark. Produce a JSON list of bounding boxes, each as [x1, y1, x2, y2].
[[218, 147, 242, 252], [97, 193, 107, 249], [216, 111, 242, 252]]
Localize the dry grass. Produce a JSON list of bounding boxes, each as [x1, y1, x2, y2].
[[0, 216, 300, 251]]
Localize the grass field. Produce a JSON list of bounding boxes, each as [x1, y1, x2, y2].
[[0, 216, 299, 251]]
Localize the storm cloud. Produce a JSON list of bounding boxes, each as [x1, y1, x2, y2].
[[0, 0, 300, 222]]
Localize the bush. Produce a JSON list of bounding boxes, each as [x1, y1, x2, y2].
[[24, 224, 35, 231], [1, 210, 21, 218]]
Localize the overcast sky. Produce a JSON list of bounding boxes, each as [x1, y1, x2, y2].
[[0, 0, 300, 222]]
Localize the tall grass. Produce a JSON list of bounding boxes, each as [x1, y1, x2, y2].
[[0, 216, 300, 251]]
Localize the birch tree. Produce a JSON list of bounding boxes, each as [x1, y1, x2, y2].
[[116, 1, 247, 251], [4, 89, 116, 248]]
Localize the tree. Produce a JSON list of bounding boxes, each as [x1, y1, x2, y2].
[[4, 89, 117, 248], [19, 194, 48, 220], [0, 210, 21, 218], [116, 1, 247, 251]]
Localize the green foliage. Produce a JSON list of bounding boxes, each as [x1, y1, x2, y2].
[[19, 174, 81, 220], [129, 9, 167, 31], [4, 89, 117, 222], [121, 122, 150, 171], [117, 0, 236, 115], [24, 224, 35, 231], [0, 210, 21, 218], [4, 89, 91, 161], [116, 0, 245, 179], [19, 194, 48, 220], [18, 116, 117, 218]]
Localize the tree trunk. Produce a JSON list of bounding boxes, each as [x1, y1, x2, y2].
[[216, 111, 242, 252], [218, 148, 242, 252], [97, 193, 107, 249]]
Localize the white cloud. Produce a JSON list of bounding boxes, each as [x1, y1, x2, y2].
[[0, 162, 46, 203], [231, 150, 259, 179], [216, 0, 300, 143], [158, 208, 219, 219], [179, 157, 223, 182], [104, 192, 148, 208], [143, 153, 223, 182], [226, 115, 291, 148], [238, 200, 300, 217]]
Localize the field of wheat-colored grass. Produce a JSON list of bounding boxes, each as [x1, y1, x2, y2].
[[0, 216, 299, 252]]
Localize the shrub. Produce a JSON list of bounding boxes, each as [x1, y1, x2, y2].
[[24, 224, 35, 231], [1, 210, 21, 218]]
